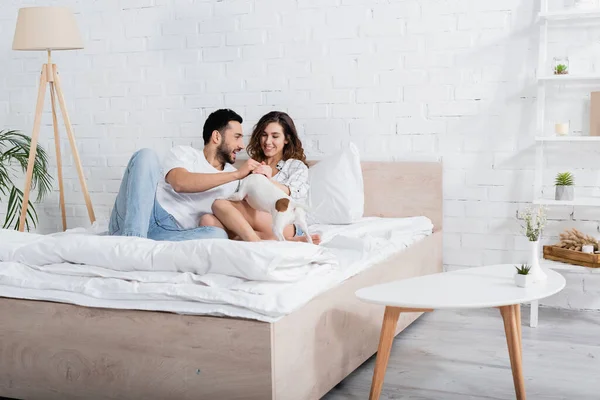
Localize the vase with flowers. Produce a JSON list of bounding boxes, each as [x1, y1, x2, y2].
[[520, 206, 548, 283]]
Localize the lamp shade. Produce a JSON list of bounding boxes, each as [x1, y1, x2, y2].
[[12, 7, 83, 51]]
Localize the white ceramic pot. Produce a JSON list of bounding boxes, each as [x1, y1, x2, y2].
[[555, 185, 574, 201], [515, 274, 534, 288]]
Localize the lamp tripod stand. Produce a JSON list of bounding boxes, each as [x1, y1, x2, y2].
[[18, 50, 95, 232]]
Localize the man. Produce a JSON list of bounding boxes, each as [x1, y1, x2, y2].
[[108, 109, 260, 241]]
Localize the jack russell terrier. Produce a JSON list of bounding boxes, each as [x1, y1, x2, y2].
[[225, 173, 313, 244]]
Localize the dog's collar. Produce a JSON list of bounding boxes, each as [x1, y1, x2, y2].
[[276, 160, 285, 171]]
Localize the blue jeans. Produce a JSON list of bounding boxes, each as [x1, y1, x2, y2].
[[294, 224, 305, 237], [108, 149, 228, 241]]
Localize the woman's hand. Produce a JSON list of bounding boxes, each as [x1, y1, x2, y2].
[[235, 159, 261, 179], [253, 163, 273, 178]]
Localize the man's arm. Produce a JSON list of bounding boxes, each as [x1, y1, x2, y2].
[[166, 159, 260, 193], [166, 169, 240, 193]]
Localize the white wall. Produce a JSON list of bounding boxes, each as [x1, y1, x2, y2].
[[1, 0, 599, 294]]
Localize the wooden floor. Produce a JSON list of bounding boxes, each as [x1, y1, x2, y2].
[[324, 307, 600, 400]]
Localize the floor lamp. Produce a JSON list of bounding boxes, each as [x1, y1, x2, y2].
[[12, 7, 95, 232]]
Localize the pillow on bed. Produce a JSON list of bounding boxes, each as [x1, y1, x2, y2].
[[308, 143, 364, 224]]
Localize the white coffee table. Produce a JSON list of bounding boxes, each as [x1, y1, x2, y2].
[[355, 264, 566, 400]]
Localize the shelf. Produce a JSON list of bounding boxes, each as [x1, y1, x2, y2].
[[533, 198, 600, 207], [538, 74, 600, 81], [539, 8, 600, 21], [541, 259, 600, 274], [535, 136, 600, 142]]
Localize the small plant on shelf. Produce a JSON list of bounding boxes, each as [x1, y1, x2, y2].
[[514, 264, 534, 287], [555, 172, 574, 186], [515, 264, 531, 275], [554, 63, 569, 75], [553, 56, 569, 76], [555, 172, 574, 201]]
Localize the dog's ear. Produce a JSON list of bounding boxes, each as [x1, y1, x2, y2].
[[275, 198, 290, 212]]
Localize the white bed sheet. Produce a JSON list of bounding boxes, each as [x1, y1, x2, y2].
[[0, 216, 433, 322]]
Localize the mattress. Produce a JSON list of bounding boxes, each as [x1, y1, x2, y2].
[[0, 216, 432, 322]]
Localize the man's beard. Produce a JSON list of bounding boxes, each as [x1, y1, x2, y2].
[[216, 142, 236, 165]]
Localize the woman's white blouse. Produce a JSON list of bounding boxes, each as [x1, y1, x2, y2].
[[272, 159, 309, 202]]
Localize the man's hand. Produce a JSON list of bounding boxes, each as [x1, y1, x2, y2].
[[235, 159, 261, 179], [252, 163, 273, 178]]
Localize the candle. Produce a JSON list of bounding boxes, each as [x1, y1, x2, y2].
[[582, 244, 594, 254], [555, 122, 569, 136]]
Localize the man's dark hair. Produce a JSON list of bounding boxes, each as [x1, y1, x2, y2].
[[203, 109, 243, 145]]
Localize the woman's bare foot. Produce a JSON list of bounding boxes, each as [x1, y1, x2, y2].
[[288, 234, 321, 245]]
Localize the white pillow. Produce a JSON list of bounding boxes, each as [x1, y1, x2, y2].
[[308, 143, 364, 224]]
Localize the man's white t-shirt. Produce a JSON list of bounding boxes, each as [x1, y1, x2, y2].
[[156, 146, 239, 230]]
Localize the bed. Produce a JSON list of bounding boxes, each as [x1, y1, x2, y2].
[[0, 160, 442, 400]]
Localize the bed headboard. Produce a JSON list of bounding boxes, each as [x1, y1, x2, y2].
[[233, 160, 443, 231], [357, 161, 442, 231]]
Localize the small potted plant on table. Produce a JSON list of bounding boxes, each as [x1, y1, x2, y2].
[[514, 264, 533, 288], [555, 172, 574, 201]]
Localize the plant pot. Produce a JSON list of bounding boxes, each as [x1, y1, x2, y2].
[[555, 185, 574, 201], [514, 273, 534, 288]]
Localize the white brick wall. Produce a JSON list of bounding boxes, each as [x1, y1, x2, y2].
[[1, 0, 599, 307]]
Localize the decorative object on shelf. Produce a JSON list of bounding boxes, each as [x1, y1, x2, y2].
[[0, 130, 52, 231], [590, 92, 600, 136], [553, 57, 569, 75], [543, 245, 600, 268], [514, 264, 534, 287], [554, 121, 570, 136], [582, 244, 594, 253], [520, 206, 548, 282], [12, 6, 95, 232], [555, 172, 574, 201], [555, 227, 598, 251]]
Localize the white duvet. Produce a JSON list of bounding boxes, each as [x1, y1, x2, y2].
[[0, 216, 432, 322]]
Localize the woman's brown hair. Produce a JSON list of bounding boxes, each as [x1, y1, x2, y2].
[[246, 111, 308, 166]]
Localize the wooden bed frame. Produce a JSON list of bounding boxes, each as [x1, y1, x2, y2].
[[0, 161, 443, 400]]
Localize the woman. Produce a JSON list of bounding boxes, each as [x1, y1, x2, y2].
[[203, 111, 320, 244]]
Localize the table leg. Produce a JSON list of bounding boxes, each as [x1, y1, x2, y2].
[[529, 300, 538, 328], [500, 305, 526, 400], [369, 306, 401, 400], [514, 304, 522, 355]]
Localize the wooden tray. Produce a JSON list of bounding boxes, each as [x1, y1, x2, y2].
[[543, 245, 600, 268]]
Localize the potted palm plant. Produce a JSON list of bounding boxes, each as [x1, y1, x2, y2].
[[0, 130, 52, 230], [555, 172, 574, 201]]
